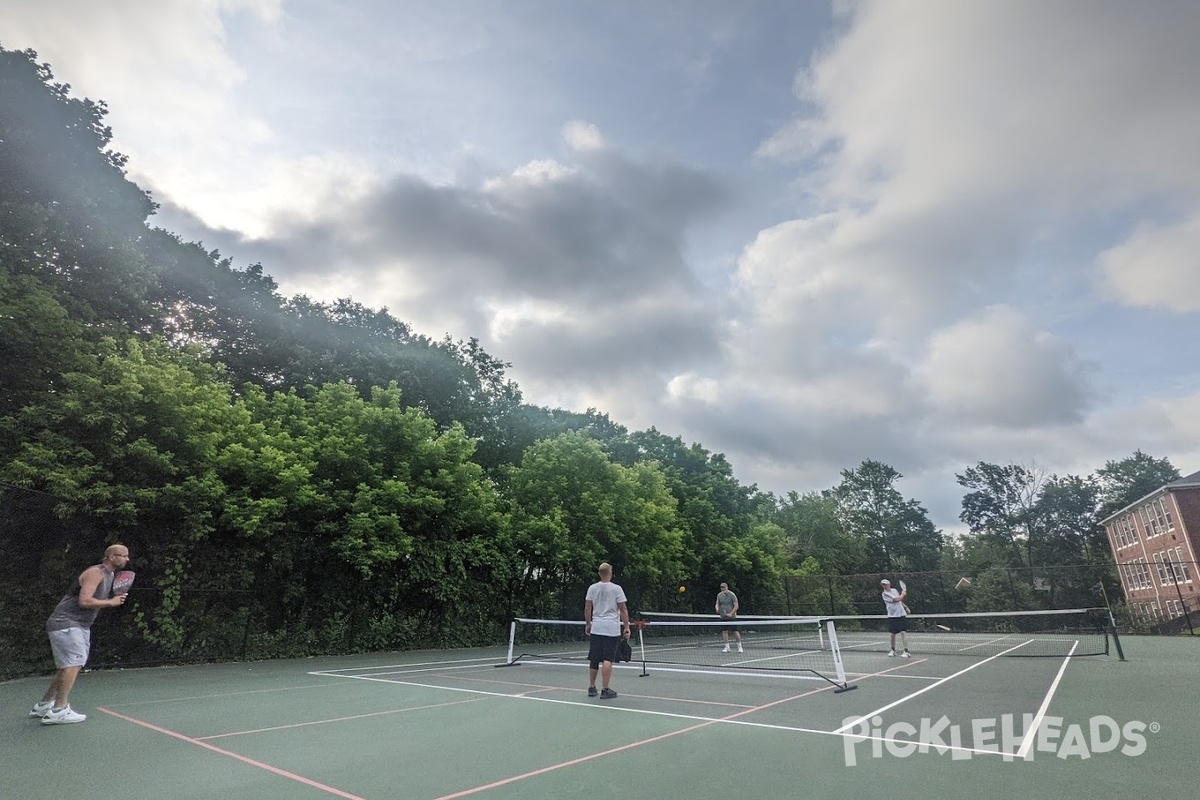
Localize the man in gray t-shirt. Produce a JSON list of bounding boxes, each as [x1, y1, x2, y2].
[[32, 544, 131, 724], [715, 582, 742, 653]]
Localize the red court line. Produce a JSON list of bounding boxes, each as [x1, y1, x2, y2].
[[111, 682, 353, 707], [197, 697, 487, 740], [431, 682, 835, 800], [98, 707, 367, 800]]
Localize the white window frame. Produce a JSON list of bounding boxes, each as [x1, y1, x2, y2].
[[1137, 498, 1174, 538], [1123, 560, 1152, 591], [1112, 515, 1137, 548], [1171, 547, 1192, 583]]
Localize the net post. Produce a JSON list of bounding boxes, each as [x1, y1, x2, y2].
[[635, 623, 649, 677], [824, 619, 857, 692], [1096, 585, 1126, 661], [1107, 614, 1126, 661], [505, 619, 516, 665]]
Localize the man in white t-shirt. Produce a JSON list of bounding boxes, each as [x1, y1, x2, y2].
[[584, 562, 631, 699], [880, 579, 910, 658]]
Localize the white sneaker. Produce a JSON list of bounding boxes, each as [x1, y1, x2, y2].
[[737, 644, 743, 653], [888, 649, 896, 657], [29, 701, 53, 718], [42, 705, 86, 725], [722, 645, 731, 653], [901, 651, 911, 658]]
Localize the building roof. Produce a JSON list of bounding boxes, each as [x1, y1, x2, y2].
[[1166, 469, 1200, 489], [1100, 467, 1200, 524]]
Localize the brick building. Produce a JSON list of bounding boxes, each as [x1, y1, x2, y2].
[[1101, 469, 1200, 624]]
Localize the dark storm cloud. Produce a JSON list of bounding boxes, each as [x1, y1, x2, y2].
[[248, 146, 731, 309], [155, 141, 733, 386]]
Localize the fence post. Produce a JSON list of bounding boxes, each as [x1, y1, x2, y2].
[[1165, 559, 1195, 635]]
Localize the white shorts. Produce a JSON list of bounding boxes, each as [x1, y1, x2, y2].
[[47, 627, 91, 668]]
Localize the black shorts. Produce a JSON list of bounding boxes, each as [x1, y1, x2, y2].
[[588, 634, 621, 668], [719, 614, 737, 632], [888, 617, 909, 635]]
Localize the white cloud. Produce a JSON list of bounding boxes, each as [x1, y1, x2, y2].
[[1097, 216, 1200, 313], [666, 373, 721, 406], [562, 120, 605, 151], [917, 307, 1094, 427]]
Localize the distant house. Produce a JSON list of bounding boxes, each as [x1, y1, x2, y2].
[[1101, 469, 1200, 624]]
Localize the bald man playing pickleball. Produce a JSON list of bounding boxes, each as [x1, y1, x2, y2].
[[31, 544, 131, 724]]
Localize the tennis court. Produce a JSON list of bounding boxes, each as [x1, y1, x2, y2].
[[2, 627, 1191, 800]]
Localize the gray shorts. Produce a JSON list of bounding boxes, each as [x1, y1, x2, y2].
[[48, 627, 91, 668]]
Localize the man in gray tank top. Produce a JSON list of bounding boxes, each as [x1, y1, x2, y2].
[[31, 544, 131, 724]]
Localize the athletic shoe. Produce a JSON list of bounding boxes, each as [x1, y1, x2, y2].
[[737, 644, 744, 653], [587, 687, 598, 697], [29, 701, 53, 718], [42, 706, 86, 725], [887, 649, 895, 657], [722, 645, 731, 653], [600, 688, 618, 699], [901, 651, 911, 658]]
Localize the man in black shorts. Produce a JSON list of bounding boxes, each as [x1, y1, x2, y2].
[[584, 562, 631, 698], [880, 579, 910, 657], [715, 582, 742, 653]]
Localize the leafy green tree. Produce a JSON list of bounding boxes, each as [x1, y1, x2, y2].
[[0, 46, 157, 327], [501, 432, 685, 616], [1, 337, 258, 652], [965, 565, 1037, 614], [834, 460, 944, 571], [0, 272, 87, 415], [773, 490, 865, 574], [1035, 474, 1106, 563], [707, 521, 791, 614], [956, 461, 1049, 567], [1094, 450, 1180, 519], [235, 381, 508, 642], [605, 428, 774, 606]]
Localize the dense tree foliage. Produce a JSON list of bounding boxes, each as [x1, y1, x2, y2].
[[1095, 450, 1181, 518], [833, 460, 944, 572]]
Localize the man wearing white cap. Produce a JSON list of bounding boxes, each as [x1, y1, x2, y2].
[[879, 579, 910, 657]]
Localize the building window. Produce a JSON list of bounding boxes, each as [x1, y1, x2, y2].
[[1137, 498, 1174, 538], [1137, 602, 1163, 622], [1170, 547, 1192, 583], [1121, 560, 1153, 590], [1151, 550, 1193, 585], [1113, 515, 1139, 548]]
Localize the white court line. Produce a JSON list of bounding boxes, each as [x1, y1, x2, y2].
[[505, 659, 829, 683], [313, 661, 1024, 758], [832, 639, 1035, 734], [314, 669, 844, 736], [311, 655, 502, 673], [311, 661, 513, 679], [1015, 641, 1080, 759]]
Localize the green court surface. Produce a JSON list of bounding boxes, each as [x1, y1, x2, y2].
[[2, 635, 1191, 800]]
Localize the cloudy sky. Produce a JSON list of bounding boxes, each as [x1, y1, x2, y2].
[[5, 0, 1200, 529]]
